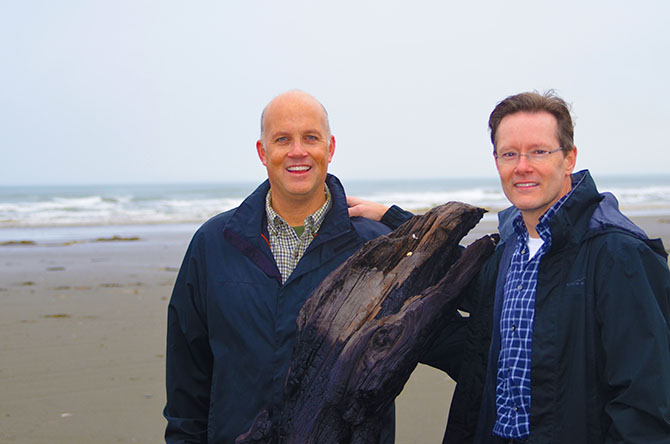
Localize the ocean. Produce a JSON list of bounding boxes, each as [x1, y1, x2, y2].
[[1, 174, 669, 243]]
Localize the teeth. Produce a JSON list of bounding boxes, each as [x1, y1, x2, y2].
[[287, 166, 310, 172], [516, 182, 537, 188]]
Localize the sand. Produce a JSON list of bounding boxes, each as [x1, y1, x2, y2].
[[1, 215, 668, 444]]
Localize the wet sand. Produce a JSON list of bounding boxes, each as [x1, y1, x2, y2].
[[1, 215, 668, 444]]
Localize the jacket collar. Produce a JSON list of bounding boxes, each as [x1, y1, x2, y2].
[[224, 174, 351, 240], [497, 206, 520, 244], [497, 170, 600, 246], [224, 178, 272, 244], [543, 170, 598, 248], [308, 174, 354, 245], [222, 174, 357, 282], [497, 170, 666, 258]]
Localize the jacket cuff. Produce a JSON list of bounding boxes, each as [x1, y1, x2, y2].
[[380, 205, 414, 230]]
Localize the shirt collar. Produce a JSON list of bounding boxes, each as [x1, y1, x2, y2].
[[265, 184, 332, 236]]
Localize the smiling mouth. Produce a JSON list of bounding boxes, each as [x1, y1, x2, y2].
[[287, 166, 311, 172], [515, 182, 538, 188]]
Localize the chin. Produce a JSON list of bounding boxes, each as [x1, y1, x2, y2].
[[510, 198, 541, 212]]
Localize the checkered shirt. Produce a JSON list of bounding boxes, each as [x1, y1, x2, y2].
[[493, 191, 572, 439], [265, 185, 332, 284]]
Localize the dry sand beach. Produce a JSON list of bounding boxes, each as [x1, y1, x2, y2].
[[1, 216, 668, 444]]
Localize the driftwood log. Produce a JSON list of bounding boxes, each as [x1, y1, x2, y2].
[[237, 202, 499, 444]]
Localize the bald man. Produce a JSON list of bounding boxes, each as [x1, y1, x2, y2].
[[163, 91, 411, 443]]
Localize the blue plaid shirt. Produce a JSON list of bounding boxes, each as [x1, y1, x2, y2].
[[493, 192, 572, 439]]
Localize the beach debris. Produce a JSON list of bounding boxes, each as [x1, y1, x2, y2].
[[60, 413, 73, 418], [94, 235, 140, 242], [46, 266, 66, 271], [0, 237, 141, 247], [42, 314, 71, 319], [237, 202, 498, 444], [20, 281, 35, 286], [62, 240, 85, 246], [0, 240, 36, 246]]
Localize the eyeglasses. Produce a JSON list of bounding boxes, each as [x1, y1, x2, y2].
[[494, 147, 563, 165]]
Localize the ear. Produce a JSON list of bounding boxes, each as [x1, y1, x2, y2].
[[256, 140, 267, 166], [565, 145, 577, 175], [327, 135, 336, 163]]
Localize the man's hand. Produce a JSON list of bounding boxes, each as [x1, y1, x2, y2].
[[347, 196, 390, 221]]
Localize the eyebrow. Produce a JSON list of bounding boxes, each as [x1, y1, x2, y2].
[[270, 129, 325, 138], [499, 142, 553, 150]]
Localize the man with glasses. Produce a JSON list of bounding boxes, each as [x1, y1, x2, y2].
[[442, 91, 670, 443]]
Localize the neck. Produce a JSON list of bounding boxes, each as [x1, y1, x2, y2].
[[521, 213, 540, 238], [527, 224, 540, 238], [270, 192, 326, 227]]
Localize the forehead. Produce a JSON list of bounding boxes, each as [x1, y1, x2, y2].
[[263, 95, 328, 135], [496, 111, 559, 147]]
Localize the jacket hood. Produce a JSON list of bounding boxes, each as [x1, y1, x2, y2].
[[588, 192, 647, 239], [588, 191, 668, 259]]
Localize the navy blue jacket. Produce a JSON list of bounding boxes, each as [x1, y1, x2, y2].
[[164, 174, 409, 443], [445, 170, 670, 443]]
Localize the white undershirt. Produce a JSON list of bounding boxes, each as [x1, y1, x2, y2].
[[527, 236, 544, 259]]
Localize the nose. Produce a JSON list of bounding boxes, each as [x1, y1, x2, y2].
[[514, 153, 533, 173], [288, 140, 307, 157]]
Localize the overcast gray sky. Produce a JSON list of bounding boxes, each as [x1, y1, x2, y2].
[[1, 0, 668, 185]]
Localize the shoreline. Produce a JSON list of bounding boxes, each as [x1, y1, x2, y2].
[[2, 210, 668, 242], [1, 214, 668, 443]]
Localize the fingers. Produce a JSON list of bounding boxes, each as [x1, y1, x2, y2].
[[348, 205, 364, 218], [346, 196, 389, 221]]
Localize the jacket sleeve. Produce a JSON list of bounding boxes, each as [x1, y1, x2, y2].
[[420, 310, 469, 379], [164, 237, 213, 443], [422, 245, 501, 382], [596, 238, 670, 443], [380, 205, 414, 230]]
